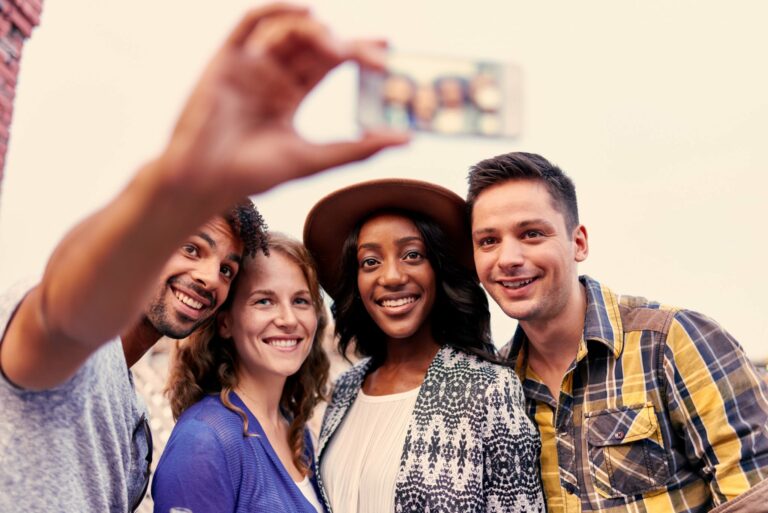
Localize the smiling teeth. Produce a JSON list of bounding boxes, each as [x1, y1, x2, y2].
[[268, 339, 299, 348], [175, 291, 203, 310], [501, 278, 534, 289], [381, 297, 416, 308]]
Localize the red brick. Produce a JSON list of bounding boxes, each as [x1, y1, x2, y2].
[[0, 17, 11, 37], [0, 63, 17, 85], [0, 93, 12, 114], [7, 8, 32, 37]]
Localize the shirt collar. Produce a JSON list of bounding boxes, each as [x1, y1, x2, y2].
[[506, 275, 624, 365]]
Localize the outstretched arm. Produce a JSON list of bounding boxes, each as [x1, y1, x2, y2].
[[0, 4, 408, 390]]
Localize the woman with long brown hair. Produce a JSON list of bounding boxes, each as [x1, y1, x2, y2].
[[152, 233, 329, 513]]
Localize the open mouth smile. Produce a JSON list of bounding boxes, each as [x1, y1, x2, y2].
[[174, 290, 204, 310], [499, 277, 537, 289], [263, 337, 302, 350], [378, 295, 418, 308], [171, 286, 212, 317], [376, 294, 420, 309]]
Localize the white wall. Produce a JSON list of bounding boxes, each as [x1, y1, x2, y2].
[[2, 0, 767, 358]]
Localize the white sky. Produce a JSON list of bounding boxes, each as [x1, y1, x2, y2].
[[1, 0, 767, 359]]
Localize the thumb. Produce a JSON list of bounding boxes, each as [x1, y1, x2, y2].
[[298, 129, 411, 177]]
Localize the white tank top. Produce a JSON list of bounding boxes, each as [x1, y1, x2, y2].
[[321, 386, 420, 513]]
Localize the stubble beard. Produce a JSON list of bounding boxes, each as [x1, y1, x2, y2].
[[146, 297, 208, 340]]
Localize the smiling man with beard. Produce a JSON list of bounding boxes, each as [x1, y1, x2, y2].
[[0, 5, 407, 512]]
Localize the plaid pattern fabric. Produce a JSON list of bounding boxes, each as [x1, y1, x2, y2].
[[502, 276, 768, 513]]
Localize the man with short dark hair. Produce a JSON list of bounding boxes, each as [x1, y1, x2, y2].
[[0, 5, 407, 511], [467, 151, 768, 512]]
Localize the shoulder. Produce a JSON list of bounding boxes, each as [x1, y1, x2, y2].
[[617, 293, 680, 335], [664, 308, 746, 360], [330, 358, 371, 397], [431, 345, 515, 388], [171, 395, 246, 448]]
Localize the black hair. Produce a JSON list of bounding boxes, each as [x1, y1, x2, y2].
[[223, 198, 269, 258], [331, 209, 500, 366]]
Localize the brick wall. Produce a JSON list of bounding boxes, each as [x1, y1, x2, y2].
[[0, 0, 42, 189]]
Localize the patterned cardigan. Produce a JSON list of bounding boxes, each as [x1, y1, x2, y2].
[[317, 345, 546, 513]]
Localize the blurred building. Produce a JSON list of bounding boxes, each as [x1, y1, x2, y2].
[[0, 0, 42, 191]]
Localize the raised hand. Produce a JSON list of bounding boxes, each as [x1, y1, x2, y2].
[[161, 3, 409, 204]]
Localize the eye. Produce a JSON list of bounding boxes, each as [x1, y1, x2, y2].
[[220, 265, 235, 279], [360, 257, 379, 269], [477, 237, 497, 247], [522, 230, 544, 239], [182, 244, 199, 257], [403, 250, 424, 261], [253, 297, 273, 306], [294, 296, 312, 306]]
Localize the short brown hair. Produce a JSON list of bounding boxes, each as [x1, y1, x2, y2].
[[466, 152, 579, 232]]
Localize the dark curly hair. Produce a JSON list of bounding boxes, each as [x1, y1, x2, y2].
[[223, 197, 269, 258], [332, 209, 499, 366], [167, 233, 329, 476]]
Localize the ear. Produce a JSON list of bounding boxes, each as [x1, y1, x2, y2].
[[572, 224, 589, 263], [217, 310, 233, 339]]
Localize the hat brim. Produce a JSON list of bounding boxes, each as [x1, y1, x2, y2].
[[303, 178, 474, 299]]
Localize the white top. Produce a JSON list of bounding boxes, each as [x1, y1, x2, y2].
[[321, 386, 420, 513], [296, 476, 323, 513]]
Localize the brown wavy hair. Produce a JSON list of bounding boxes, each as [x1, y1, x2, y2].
[[166, 232, 330, 475]]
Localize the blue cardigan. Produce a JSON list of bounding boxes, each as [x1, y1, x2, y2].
[[152, 393, 324, 513]]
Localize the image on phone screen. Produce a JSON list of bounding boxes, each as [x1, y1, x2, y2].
[[358, 51, 521, 138]]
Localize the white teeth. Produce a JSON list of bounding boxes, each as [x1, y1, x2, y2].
[[501, 278, 534, 289], [267, 339, 299, 348], [381, 296, 417, 308], [175, 291, 204, 310]]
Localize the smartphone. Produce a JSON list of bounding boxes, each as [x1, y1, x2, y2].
[[358, 51, 522, 138]]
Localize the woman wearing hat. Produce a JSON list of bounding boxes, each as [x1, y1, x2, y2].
[[304, 179, 545, 512]]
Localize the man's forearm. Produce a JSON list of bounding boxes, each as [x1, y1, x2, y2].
[[39, 158, 229, 349]]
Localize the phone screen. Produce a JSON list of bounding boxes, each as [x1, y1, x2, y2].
[[358, 52, 521, 138]]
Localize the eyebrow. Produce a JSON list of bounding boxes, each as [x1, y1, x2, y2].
[[248, 289, 311, 298], [358, 236, 423, 251], [516, 218, 557, 231], [249, 289, 275, 298], [197, 232, 216, 248]]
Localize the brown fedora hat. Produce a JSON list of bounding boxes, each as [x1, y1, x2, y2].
[[303, 178, 473, 298]]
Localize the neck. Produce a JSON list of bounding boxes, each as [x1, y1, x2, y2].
[[121, 317, 164, 367], [235, 368, 287, 427], [520, 280, 587, 379], [383, 322, 440, 368]]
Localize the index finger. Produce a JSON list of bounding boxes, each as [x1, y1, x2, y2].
[[341, 39, 389, 71]]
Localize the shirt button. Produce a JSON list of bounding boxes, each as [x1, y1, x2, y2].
[[615, 431, 625, 440]]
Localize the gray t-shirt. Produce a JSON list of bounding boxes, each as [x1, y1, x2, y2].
[[0, 282, 150, 512]]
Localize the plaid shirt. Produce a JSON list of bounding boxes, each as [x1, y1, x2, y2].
[[502, 275, 768, 512]]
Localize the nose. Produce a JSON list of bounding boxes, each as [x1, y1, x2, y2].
[[274, 303, 298, 330], [497, 238, 525, 271], [190, 258, 222, 290], [377, 259, 408, 288]]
